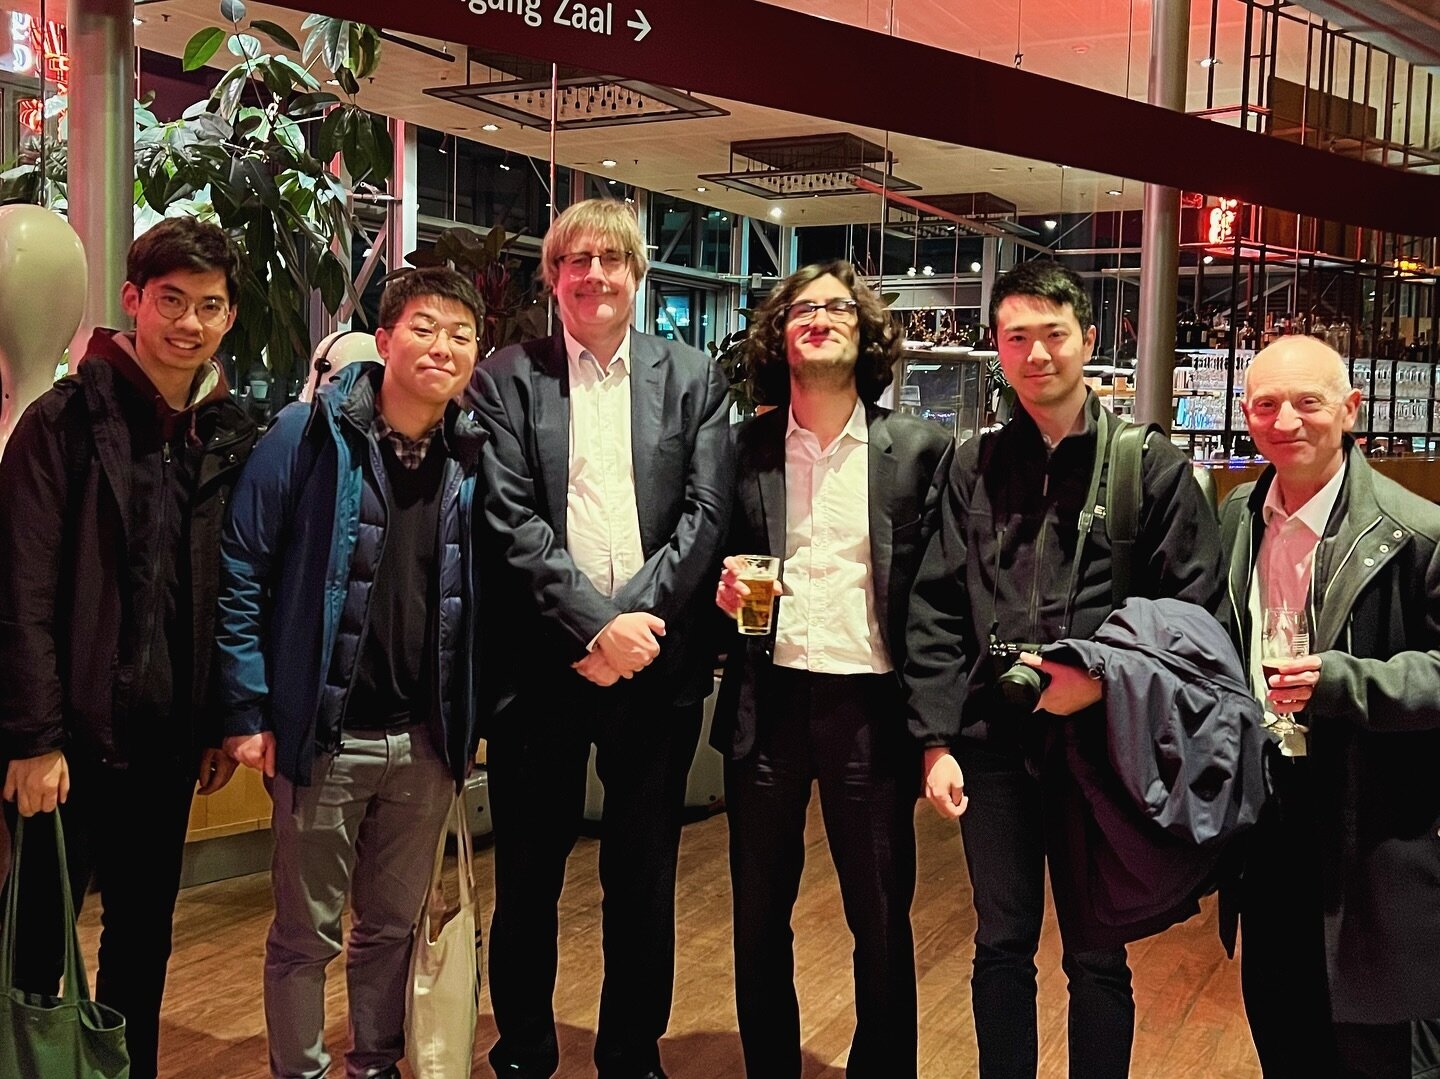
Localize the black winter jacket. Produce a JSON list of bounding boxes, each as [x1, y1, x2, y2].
[[0, 334, 256, 769], [905, 393, 1225, 750]]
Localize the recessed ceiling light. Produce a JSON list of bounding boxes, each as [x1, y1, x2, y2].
[[133, 16, 144, 25], [608, 179, 617, 186], [481, 123, 499, 132], [1071, 43, 1090, 54], [601, 159, 617, 167], [769, 207, 782, 219], [1044, 219, 1058, 229], [1107, 189, 1122, 196], [696, 186, 707, 193], [1198, 56, 1221, 68]]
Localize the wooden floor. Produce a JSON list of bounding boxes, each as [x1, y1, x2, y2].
[[80, 802, 1263, 1078]]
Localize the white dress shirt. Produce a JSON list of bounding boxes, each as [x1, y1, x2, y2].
[[773, 398, 892, 675], [565, 328, 646, 600], [1246, 461, 1345, 737]]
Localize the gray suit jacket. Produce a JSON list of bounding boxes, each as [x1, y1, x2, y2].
[[467, 330, 734, 721], [711, 403, 953, 759]]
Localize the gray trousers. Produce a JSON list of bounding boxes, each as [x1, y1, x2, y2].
[[264, 726, 454, 1079]]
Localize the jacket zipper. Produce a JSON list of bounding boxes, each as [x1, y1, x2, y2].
[[332, 437, 390, 752], [431, 461, 462, 775], [1027, 467, 1051, 640]]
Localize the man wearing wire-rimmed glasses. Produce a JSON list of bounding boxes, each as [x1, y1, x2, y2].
[[468, 198, 733, 1079]]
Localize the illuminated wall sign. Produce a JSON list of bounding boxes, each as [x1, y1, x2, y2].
[[1205, 196, 1241, 245], [5, 12, 69, 133]]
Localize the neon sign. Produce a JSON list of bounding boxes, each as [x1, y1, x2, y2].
[[8, 13, 69, 134], [1205, 197, 1241, 245]]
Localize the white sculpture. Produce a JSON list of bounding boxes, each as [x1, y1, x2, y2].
[[298, 329, 383, 403], [0, 205, 87, 459]]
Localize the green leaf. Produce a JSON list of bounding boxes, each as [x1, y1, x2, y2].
[[273, 116, 305, 155], [288, 91, 340, 117], [182, 27, 226, 71], [227, 33, 263, 60], [367, 120, 393, 184], [220, 0, 248, 23], [250, 19, 301, 52], [336, 67, 360, 98], [316, 107, 346, 160], [315, 252, 346, 312], [274, 55, 320, 90], [324, 19, 348, 71]]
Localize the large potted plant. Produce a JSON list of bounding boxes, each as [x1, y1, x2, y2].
[[1, 4, 391, 396]]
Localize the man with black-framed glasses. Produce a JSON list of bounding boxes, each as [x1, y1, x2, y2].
[[468, 197, 733, 1079], [0, 216, 256, 1079], [712, 260, 953, 1077]]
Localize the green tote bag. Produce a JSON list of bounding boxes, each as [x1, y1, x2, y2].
[[0, 813, 129, 1078]]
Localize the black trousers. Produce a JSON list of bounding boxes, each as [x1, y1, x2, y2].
[[1, 755, 196, 1079], [956, 741, 1134, 1079], [1240, 754, 1417, 1079], [725, 669, 918, 1079], [486, 683, 702, 1079]]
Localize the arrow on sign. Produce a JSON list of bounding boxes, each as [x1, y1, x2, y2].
[[627, 8, 651, 41]]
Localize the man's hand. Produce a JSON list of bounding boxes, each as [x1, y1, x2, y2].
[[716, 555, 748, 617], [224, 732, 276, 778], [196, 747, 238, 795], [596, 612, 666, 674], [1266, 655, 1322, 715], [572, 651, 626, 687], [1021, 653, 1104, 716], [922, 747, 968, 820], [2, 751, 70, 817]]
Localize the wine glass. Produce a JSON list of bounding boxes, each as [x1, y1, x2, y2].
[[1260, 605, 1309, 734]]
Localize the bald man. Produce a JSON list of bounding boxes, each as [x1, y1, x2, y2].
[[1219, 335, 1440, 1077]]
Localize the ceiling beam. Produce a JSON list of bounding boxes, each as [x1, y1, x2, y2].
[[272, 0, 1440, 236]]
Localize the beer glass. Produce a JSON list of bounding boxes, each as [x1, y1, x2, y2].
[[735, 555, 781, 636], [1260, 605, 1309, 733]]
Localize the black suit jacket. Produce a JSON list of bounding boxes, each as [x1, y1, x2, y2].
[[467, 330, 734, 724], [711, 404, 953, 760], [1219, 441, 1440, 1024]]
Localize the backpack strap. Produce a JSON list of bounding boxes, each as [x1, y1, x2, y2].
[[1105, 418, 1161, 608]]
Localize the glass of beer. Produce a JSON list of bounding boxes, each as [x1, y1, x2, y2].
[[1260, 605, 1309, 733], [735, 555, 781, 636]]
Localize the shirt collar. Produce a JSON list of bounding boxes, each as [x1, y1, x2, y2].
[[785, 396, 869, 449], [1262, 458, 1346, 536], [564, 327, 631, 376]]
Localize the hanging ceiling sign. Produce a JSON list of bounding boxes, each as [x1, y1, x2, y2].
[[461, 1, 652, 42], [1205, 197, 1242, 245], [266, 0, 1440, 236]]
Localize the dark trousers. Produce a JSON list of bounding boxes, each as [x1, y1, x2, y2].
[[486, 684, 702, 1078], [957, 742, 1134, 1079], [1, 755, 196, 1079], [725, 669, 918, 1079], [1240, 756, 1417, 1079]]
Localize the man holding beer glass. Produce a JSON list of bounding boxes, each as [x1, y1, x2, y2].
[[713, 261, 952, 1077], [1221, 334, 1440, 1077]]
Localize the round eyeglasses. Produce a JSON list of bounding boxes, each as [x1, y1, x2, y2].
[[141, 287, 231, 328]]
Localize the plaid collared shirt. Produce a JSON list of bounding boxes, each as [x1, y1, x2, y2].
[[373, 414, 441, 470]]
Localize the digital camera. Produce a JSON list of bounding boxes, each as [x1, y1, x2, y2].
[[988, 636, 1052, 712]]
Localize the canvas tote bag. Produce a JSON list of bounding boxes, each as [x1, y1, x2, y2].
[[1, 813, 129, 1078], [405, 793, 480, 1079]]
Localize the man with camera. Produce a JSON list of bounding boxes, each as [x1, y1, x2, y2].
[[904, 260, 1224, 1079]]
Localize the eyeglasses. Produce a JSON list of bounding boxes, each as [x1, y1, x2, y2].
[[141, 287, 231, 327], [785, 298, 859, 325], [405, 317, 476, 349], [555, 249, 631, 274]]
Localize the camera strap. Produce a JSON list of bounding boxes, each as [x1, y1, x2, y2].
[[1060, 407, 1112, 638]]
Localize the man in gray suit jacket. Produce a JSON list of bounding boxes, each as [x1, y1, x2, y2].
[[1220, 334, 1440, 1078], [713, 261, 952, 1078], [467, 199, 733, 1079]]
